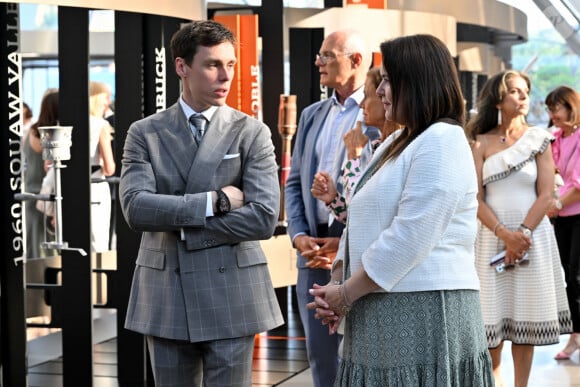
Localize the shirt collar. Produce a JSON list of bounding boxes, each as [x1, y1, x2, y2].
[[179, 96, 218, 122], [330, 85, 365, 108]]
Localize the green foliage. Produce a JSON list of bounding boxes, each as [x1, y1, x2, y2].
[[511, 28, 580, 125]]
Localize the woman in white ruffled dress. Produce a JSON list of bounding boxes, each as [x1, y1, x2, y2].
[[467, 70, 572, 387]]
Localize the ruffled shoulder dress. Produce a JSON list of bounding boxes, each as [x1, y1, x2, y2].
[[474, 126, 572, 347]]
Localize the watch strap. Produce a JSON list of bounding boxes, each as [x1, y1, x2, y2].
[[216, 189, 231, 215]]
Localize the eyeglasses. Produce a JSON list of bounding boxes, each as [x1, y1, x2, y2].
[[316, 52, 352, 65], [545, 104, 562, 114]]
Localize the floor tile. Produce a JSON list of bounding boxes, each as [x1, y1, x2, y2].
[[24, 300, 580, 386]]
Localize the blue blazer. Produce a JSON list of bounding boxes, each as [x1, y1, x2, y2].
[[285, 98, 379, 268]]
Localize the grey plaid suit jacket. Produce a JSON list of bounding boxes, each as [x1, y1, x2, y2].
[[119, 102, 283, 342]]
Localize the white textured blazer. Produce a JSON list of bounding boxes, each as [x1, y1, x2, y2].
[[335, 122, 481, 292]]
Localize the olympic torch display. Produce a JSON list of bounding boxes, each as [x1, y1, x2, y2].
[[37, 126, 72, 251], [277, 94, 297, 227], [15, 126, 87, 256]]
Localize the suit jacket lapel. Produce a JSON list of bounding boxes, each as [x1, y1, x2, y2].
[[156, 103, 197, 183], [185, 106, 240, 193], [304, 99, 333, 165]]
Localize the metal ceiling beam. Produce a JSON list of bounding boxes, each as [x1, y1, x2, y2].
[[532, 0, 580, 55]]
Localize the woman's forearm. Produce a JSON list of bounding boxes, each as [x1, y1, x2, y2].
[[343, 267, 380, 305]]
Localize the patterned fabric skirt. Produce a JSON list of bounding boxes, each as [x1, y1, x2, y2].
[[335, 290, 494, 387]]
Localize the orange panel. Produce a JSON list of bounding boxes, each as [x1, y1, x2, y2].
[[214, 14, 261, 119], [345, 0, 386, 9], [372, 52, 382, 67]]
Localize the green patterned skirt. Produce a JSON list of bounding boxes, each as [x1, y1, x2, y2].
[[336, 290, 494, 386]]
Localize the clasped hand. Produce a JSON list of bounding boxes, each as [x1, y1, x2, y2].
[[294, 235, 339, 270], [306, 283, 343, 335], [546, 198, 560, 218], [504, 229, 532, 265], [311, 172, 337, 206], [344, 121, 369, 160]]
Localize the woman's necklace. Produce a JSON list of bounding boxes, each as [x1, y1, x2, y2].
[[499, 126, 524, 144], [499, 128, 512, 144]]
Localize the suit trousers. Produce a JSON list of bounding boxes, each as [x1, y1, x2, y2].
[[554, 214, 580, 332], [296, 222, 343, 387], [146, 334, 255, 387]]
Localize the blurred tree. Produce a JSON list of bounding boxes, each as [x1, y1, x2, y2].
[[512, 28, 580, 125]]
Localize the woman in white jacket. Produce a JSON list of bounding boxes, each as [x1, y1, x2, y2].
[[308, 34, 493, 386]]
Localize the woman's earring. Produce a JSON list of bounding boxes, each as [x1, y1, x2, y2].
[[497, 109, 502, 126]]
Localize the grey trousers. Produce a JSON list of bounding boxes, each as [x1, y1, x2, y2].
[[146, 334, 255, 387]]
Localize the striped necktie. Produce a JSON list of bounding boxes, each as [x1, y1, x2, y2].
[[189, 114, 207, 144]]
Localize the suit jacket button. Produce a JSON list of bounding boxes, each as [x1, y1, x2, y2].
[[174, 267, 180, 274], [218, 266, 225, 273]]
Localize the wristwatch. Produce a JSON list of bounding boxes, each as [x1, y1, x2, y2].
[[518, 224, 532, 238], [215, 189, 231, 215]]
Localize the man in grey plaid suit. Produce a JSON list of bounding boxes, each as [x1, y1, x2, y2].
[[119, 20, 283, 386]]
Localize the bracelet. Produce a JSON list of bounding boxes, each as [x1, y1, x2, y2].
[[332, 280, 342, 285], [493, 222, 505, 236], [339, 284, 352, 316], [342, 283, 352, 306]]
